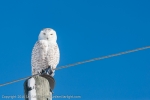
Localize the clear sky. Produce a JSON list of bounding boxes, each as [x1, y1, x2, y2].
[[0, 0, 150, 100]]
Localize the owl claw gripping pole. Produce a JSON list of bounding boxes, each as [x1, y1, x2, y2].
[[41, 66, 55, 77]]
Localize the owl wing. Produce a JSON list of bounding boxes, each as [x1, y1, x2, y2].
[[31, 40, 48, 75], [47, 43, 60, 70]]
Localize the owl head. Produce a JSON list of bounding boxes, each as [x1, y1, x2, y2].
[[38, 28, 57, 42]]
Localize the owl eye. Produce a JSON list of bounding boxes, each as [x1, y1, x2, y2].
[[43, 33, 46, 35]]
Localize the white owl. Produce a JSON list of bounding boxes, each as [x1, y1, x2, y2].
[[31, 28, 60, 76]]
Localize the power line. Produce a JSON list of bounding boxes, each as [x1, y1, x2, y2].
[[0, 74, 39, 87], [55, 46, 150, 70], [0, 46, 150, 87]]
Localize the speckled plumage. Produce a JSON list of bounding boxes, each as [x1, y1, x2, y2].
[[31, 28, 60, 76]]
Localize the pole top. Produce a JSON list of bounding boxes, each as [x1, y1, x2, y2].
[[40, 74, 55, 90]]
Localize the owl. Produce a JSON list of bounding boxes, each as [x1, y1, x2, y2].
[[31, 28, 60, 76]]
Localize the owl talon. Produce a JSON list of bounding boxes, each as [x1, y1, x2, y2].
[[40, 66, 54, 76], [46, 66, 53, 75], [40, 69, 45, 75]]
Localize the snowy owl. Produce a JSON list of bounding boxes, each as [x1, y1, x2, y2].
[[31, 28, 60, 76]]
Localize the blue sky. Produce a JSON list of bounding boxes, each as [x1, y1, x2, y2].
[[0, 0, 150, 100]]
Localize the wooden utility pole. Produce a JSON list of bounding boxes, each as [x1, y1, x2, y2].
[[24, 75, 55, 100]]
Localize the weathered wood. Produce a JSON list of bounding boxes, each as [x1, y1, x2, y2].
[[24, 75, 52, 100], [40, 74, 55, 90]]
